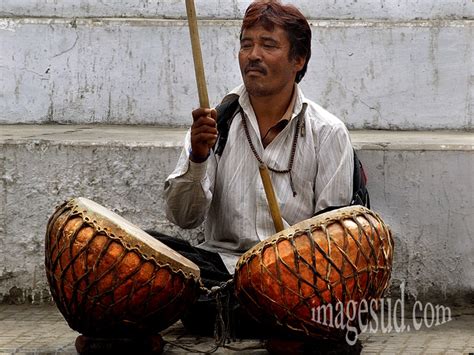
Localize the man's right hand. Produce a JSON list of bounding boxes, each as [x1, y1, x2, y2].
[[190, 108, 218, 162]]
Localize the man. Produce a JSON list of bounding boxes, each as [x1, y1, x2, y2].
[[163, 0, 353, 284]]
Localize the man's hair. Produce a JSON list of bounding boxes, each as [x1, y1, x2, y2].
[[241, 0, 312, 83]]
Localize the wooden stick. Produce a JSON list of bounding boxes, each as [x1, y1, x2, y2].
[[259, 164, 285, 233], [185, 0, 209, 108], [185, 0, 284, 234]]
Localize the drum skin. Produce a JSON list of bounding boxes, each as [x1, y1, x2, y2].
[[45, 198, 201, 337], [234, 206, 394, 339]]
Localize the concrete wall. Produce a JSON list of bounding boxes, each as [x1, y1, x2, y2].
[[1, 2, 472, 129], [0, 127, 472, 305], [1, 0, 472, 19], [0, 127, 202, 304], [0, 1, 473, 305], [356, 140, 474, 305]]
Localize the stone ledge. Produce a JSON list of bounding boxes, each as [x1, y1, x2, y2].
[[0, 125, 472, 151]]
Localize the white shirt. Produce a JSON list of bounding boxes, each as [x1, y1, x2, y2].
[[164, 84, 354, 273]]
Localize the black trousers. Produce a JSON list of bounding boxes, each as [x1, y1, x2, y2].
[[145, 231, 231, 288], [145, 231, 264, 338]]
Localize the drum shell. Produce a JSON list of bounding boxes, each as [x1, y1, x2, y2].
[[45, 199, 200, 337], [234, 206, 394, 339]]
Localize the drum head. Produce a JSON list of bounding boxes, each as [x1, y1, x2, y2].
[[72, 197, 200, 278], [237, 205, 372, 267]]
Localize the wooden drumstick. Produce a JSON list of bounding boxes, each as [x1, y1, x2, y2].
[[185, 0, 284, 234], [259, 164, 285, 233], [185, 0, 209, 108]]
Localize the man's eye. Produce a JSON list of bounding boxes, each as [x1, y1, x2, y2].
[[263, 43, 277, 49]]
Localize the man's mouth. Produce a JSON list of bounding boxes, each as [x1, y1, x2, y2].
[[245, 65, 266, 75]]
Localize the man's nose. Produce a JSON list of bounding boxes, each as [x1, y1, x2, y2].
[[248, 45, 263, 61]]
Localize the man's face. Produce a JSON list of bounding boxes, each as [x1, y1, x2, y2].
[[239, 25, 304, 98]]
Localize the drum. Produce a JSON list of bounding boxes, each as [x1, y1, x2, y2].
[[45, 197, 201, 337], [234, 205, 394, 339]]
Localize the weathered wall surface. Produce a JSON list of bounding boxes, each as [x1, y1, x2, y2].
[[1, 2, 472, 129], [0, 1, 472, 305], [0, 127, 472, 305], [0, 127, 201, 304], [357, 148, 474, 305], [1, 0, 472, 19]]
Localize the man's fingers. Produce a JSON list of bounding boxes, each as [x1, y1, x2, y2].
[[191, 123, 218, 137], [192, 108, 215, 122], [193, 133, 218, 143], [191, 108, 218, 154], [192, 116, 217, 131], [210, 108, 217, 120]]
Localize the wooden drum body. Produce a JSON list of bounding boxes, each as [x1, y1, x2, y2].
[[234, 206, 394, 339], [45, 197, 201, 337]]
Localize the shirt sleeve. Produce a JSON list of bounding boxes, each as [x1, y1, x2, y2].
[[314, 123, 354, 213], [164, 130, 213, 229]]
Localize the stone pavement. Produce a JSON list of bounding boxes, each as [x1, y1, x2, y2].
[[0, 304, 472, 354]]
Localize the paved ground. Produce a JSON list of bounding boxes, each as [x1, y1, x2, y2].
[[0, 304, 472, 354]]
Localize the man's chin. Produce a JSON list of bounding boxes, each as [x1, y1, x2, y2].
[[243, 80, 272, 97]]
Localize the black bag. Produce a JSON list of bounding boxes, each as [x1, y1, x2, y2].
[[213, 95, 370, 211], [351, 150, 370, 208]]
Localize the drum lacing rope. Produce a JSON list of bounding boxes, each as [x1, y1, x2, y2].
[[209, 279, 234, 348], [165, 278, 263, 354]]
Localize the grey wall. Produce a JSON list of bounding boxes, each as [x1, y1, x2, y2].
[[0, 1, 472, 305], [358, 149, 474, 304], [1, 0, 472, 19], [1, 1, 472, 128], [0, 127, 472, 305], [0, 127, 202, 304]]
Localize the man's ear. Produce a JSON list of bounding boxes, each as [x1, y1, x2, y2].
[[293, 56, 306, 72]]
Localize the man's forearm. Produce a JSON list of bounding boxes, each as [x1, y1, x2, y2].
[[164, 159, 212, 229]]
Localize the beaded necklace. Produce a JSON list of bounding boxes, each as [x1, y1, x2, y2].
[[240, 106, 305, 197]]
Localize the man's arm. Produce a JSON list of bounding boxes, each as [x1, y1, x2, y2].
[[164, 108, 218, 229], [314, 123, 354, 213]]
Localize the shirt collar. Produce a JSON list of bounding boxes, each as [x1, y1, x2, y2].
[[281, 85, 298, 122], [230, 83, 307, 122]]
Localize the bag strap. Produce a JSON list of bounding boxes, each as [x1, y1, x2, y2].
[[213, 94, 240, 156]]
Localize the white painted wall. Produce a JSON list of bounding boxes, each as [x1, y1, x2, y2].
[[0, 127, 472, 305], [0, 0, 472, 20], [358, 148, 474, 304], [0, 0, 472, 305], [1, 18, 472, 129]]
